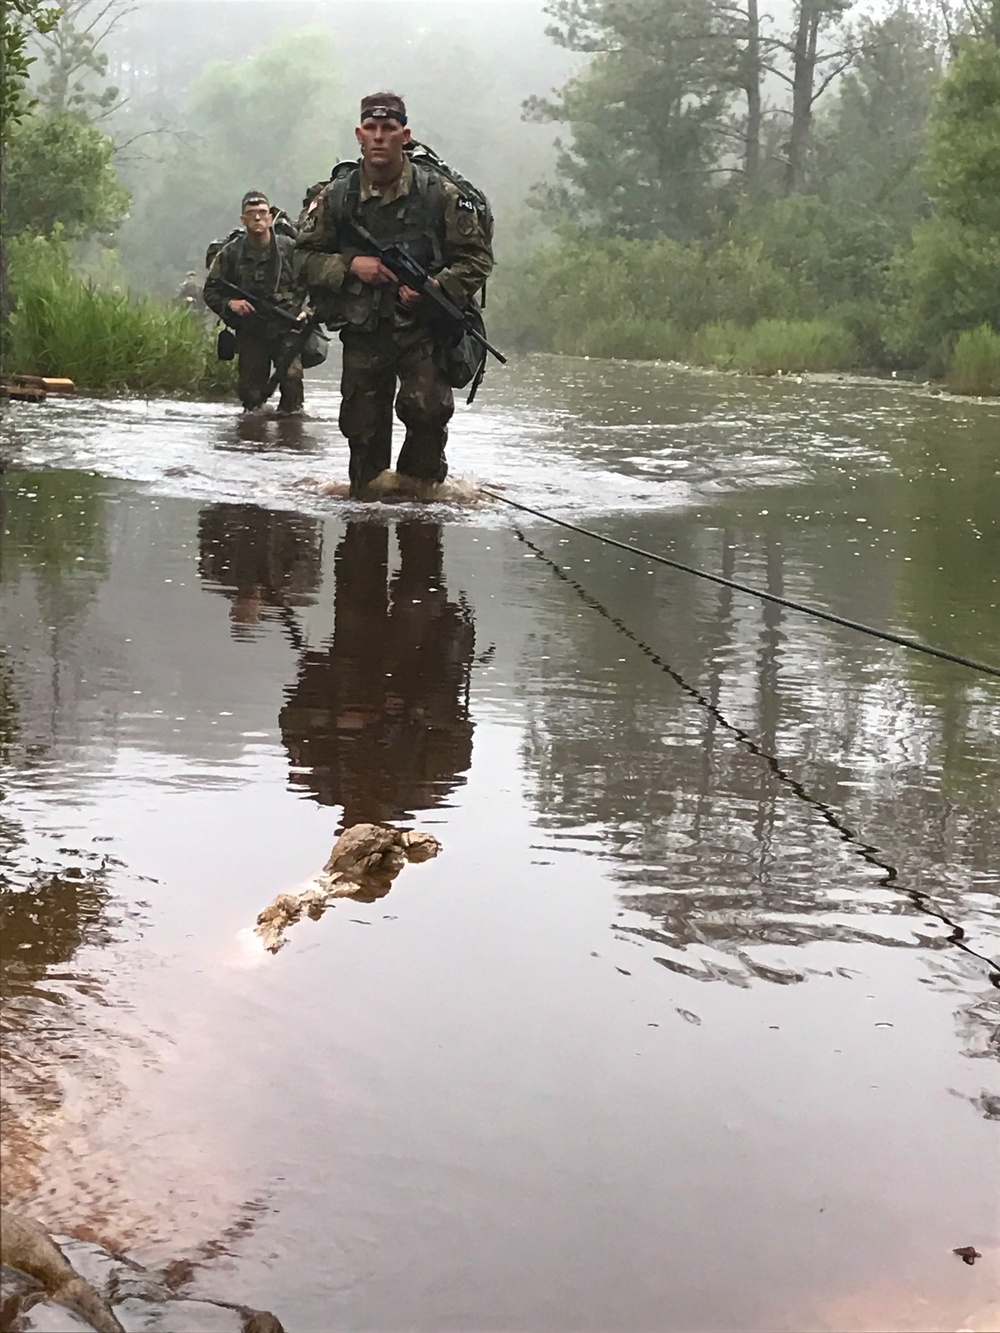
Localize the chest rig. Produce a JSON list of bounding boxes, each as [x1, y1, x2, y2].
[[326, 163, 448, 331]]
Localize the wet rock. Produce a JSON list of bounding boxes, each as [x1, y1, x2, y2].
[[1, 1266, 44, 1327], [0, 1210, 124, 1333], [254, 822, 441, 952], [0, 1211, 284, 1333]]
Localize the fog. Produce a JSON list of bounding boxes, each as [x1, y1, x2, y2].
[[99, 0, 581, 289]]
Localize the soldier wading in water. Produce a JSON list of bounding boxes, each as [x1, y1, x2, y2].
[[296, 93, 494, 495], [204, 190, 306, 415]]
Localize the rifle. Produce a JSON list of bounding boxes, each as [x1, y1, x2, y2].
[[217, 280, 308, 330], [218, 280, 327, 408], [341, 217, 507, 368]]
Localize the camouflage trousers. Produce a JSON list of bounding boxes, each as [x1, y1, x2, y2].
[[339, 325, 454, 492], [236, 329, 304, 412]]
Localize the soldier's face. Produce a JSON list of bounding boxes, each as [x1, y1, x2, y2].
[[356, 116, 411, 171], [242, 204, 271, 238]]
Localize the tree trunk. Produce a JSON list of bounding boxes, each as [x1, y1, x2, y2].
[[743, 0, 762, 189], [0, 139, 11, 363], [786, 0, 821, 193]]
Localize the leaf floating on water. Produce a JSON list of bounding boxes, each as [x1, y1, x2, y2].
[[953, 1245, 982, 1265]]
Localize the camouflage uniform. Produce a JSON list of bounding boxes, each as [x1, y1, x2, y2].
[[296, 157, 493, 489], [203, 231, 305, 412]]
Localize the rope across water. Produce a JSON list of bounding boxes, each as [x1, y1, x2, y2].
[[481, 489, 1000, 681]]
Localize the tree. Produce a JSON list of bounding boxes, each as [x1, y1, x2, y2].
[[4, 109, 129, 237], [812, 4, 942, 233], [524, 0, 740, 239], [30, 0, 131, 120], [887, 31, 1000, 361], [1, 0, 61, 331], [924, 32, 1000, 229], [767, 0, 860, 193]]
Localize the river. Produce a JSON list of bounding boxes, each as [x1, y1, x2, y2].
[[1, 355, 998, 1332]]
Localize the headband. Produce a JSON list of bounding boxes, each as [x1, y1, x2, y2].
[[360, 104, 407, 125]]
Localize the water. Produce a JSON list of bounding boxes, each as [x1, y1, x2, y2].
[[1, 357, 998, 1332]]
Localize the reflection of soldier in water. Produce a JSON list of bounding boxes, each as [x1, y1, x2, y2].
[[279, 521, 475, 827], [197, 503, 322, 634]]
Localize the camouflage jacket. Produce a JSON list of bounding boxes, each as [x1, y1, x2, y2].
[[203, 231, 301, 336], [295, 157, 494, 334]]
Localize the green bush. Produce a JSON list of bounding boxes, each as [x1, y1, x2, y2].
[[946, 324, 1000, 395], [691, 318, 858, 374], [6, 232, 232, 396]]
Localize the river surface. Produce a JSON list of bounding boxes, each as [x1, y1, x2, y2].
[[1, 356, 998, 1332]]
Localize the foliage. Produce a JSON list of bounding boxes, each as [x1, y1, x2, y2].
[[4, 108, 128, 236], [6, 231, 232, 394], [946, 324, 1000, 395], [809, 4, 942, 232], [886, 217, 1000, 367], [525, 0, 738, 240], [883, 35, 1000, 367], [491, 231, 801, 352], [1, 0, 60, 129], [924, 35, 1000, 231], [690, 317, 857, 373]]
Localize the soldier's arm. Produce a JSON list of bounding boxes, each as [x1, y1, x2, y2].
[[434, 182, 494, 306], [294, 188, 354, 293], [202, 250, 229, 318]]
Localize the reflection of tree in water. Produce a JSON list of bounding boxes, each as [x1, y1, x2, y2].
[[0, 847, 122, 1207], [197, 502, 323, 635], [515, 528, 1000, 1013], [280, 521, 475, 829]]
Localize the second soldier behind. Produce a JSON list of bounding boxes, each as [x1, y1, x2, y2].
[[296, 92, 494, 495], [204, 190, 305, 415]]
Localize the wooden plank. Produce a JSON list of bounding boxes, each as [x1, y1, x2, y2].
[[2, 385, 47, 402]]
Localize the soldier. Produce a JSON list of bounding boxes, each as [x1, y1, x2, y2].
[[296, 92, 494, 494], [203, 190, 305, 415], [174, 270, 203, 310]]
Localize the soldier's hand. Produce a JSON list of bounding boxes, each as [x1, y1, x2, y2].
[[398, 285, 421, 307], [351, 256, 397, 286], [228, 298, 255, 318]]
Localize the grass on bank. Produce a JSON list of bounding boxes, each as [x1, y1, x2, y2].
[[6, 233, 232, 396], [946, 324, 1000, 396]]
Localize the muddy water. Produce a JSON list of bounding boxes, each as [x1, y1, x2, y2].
[[1, 357, 998, 1332]]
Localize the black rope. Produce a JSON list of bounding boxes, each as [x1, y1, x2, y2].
[[513, 525, 1000, 986], [482, 490, 1000, 681]]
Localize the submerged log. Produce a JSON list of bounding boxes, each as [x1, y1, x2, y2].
[[254, 823, 442, 952]]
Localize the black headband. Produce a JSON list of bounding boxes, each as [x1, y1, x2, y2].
[[360, 104, 407, 125], [242, 193, 269, 209]]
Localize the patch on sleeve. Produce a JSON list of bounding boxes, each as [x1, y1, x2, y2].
[[455, 197, 477, 236]]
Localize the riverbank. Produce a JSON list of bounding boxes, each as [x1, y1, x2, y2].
[[488, 236, 1000, 397], [4, 234, 232, 398]]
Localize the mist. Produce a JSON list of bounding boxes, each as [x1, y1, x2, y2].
[[100, 0, 580, 289]]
